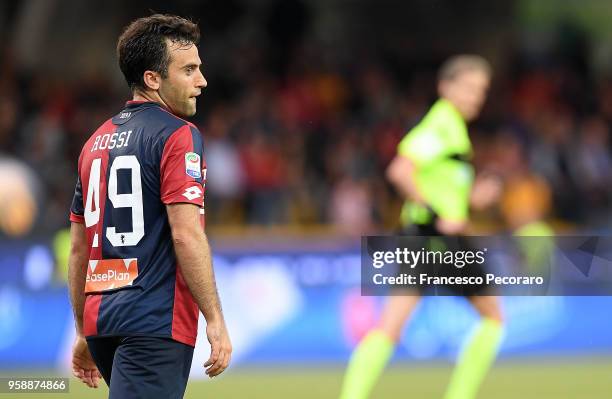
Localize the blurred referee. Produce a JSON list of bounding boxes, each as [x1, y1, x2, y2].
[[340, 55, 503, 399]]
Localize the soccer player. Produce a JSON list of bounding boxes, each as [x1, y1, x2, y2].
[[67, 14, 231, 398], [339, 55, 503, 399]]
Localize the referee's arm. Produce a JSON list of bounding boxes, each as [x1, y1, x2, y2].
[[386, 153, 467, 235], [386, 154, 425, 204]]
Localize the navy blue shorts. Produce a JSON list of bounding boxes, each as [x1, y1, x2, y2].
[[86, 336, 194, 399]]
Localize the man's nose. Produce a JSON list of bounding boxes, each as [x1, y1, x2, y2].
[[196, 70, 207, 89]]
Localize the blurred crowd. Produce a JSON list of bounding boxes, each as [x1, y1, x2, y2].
[[2, 29, 612, 238]]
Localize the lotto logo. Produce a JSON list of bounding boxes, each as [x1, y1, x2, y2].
[[182, 186, 203, 200]]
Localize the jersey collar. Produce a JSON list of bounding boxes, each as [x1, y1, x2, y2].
[[125, 100, 163, 109]]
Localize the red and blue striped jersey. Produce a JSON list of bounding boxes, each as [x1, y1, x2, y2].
[[70, 101, 206, 346]]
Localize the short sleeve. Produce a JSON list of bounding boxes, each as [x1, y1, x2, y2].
[[160, 124, 205, 206], [70, 175, 85, 223], [397, 126, 446, 167]]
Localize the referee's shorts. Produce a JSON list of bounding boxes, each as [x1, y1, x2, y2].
[[87, 336, 194, 399], [396, 222, 491, 296]]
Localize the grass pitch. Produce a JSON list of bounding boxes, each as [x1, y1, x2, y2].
[[12, 358, 612, 398]]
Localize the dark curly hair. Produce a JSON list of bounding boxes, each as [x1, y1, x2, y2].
[[117, 14, 200, 91]]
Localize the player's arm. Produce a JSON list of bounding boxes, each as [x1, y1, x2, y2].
[[166, 203, 231, 377], [160, 124, 231, 376], [385, 154, 425, 204], [166, 202, 222, 322], [67, 221, 101, 388], [68, 222, 88, 335]]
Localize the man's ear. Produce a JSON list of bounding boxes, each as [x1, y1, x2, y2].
[[437, 80, 448, 98], [143, 70, 161, 90]]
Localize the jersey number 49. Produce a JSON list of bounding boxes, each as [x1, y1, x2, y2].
[[84, 155, 144, 248]]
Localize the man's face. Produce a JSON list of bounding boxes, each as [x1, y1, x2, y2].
[[439, 69, 490, 122], [158, 39, 207, 117]]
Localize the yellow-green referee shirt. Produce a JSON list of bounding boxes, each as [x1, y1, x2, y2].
[[397, 99, 474, 226]]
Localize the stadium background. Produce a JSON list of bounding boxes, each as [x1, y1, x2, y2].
[[0, 0, 611, 397]]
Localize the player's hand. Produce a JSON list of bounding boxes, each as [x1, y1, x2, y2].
[[204, 318, 232, 378], [71, 335, 102, 388]]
